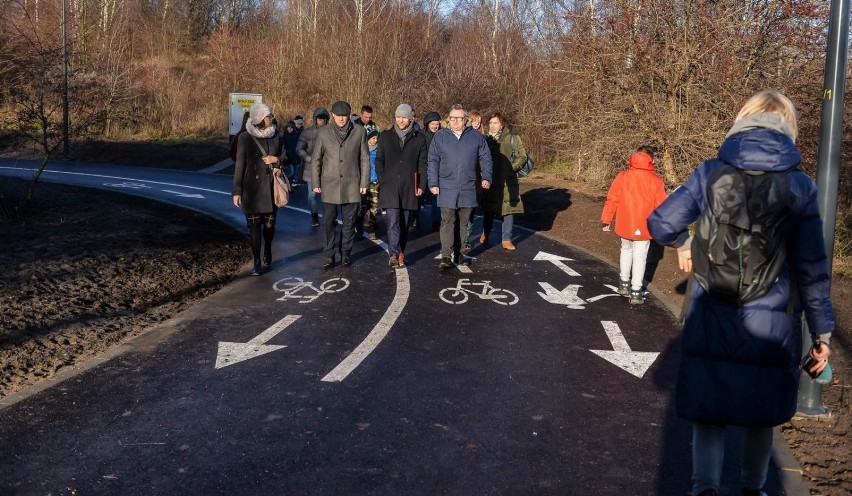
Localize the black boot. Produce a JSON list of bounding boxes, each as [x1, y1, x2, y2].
[[251, 259, 262, 276], [311, 213, 320, 227]]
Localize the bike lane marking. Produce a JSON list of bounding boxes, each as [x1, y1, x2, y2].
[[0, 167, 230, 196], [215, 315, 300, 369], [321, 267, 410, 382]]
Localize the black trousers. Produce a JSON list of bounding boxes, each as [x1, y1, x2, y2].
[[322, 202, 359, 258]]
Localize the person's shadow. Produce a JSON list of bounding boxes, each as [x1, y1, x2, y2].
[[517, 187, 572, 232]]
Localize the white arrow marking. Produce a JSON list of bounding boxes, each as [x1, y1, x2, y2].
[[534, 251, 581, 276], [590, 321, 659, 379], [215, 315, 300, 369], [162, 189, 205, 198]]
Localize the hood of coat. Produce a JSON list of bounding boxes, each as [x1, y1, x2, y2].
[[628, 151, 654, 171], [718, 128, 801, 173]]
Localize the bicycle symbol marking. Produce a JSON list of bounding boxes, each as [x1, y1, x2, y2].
[[439, 278, 519, 306], [272, 276, 350, 303], [103, 182, 151, 189]]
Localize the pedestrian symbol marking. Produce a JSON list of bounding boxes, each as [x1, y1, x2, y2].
[[537, 283, 619, 309]]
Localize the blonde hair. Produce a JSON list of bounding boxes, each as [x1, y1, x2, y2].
[[735, 90, 798, 140]]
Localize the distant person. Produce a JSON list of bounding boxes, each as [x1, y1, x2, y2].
[[352, 105, 380, 135], [356, 129, 381, 240], [647, 91, 834, 496], [416, 111, 443, 231], [479, 112, 528, 253], [600, 146, 667, 304], [297, 107, 330, 227], [293, 115, 304, 133], [232, 103, 286, 276], [282, 120, 302, 187], [229, 111, 250, 162], [312, 100, 370, 268], [375, 103, 428, 268], [428, 104, 492, 269]]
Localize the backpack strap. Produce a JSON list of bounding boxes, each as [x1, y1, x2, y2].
[[509, 134, 516, 162], [711, 164, 741, 265]]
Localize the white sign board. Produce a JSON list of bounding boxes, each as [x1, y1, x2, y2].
[[229, 93, 263, 135]]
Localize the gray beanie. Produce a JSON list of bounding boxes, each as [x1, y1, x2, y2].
[[395, 104, 414, 120], [249, 103, 272, 125]]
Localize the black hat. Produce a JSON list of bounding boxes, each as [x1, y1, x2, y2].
[[313, 107, 329, 120], [331, 101, 351, 116], [424, 111, 441, 126]]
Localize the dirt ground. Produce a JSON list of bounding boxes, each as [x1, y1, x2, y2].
[[0, 140, 848, 494]]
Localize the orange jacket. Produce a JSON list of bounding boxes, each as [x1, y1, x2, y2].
[[601, 152, 667, 240]]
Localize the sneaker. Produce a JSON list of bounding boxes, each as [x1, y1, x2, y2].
[[617, 280, 629, 296], [629, 289, 644, 305], [461, 244, 472, 254], [311, 214, 320, 227], [389, 255, 399, 268], [323, 257, 334, 269], [438, 257, 453, 270], [397, 253, 406, 267]]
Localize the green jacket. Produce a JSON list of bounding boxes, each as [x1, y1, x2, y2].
[[482, 131, 525, 216]]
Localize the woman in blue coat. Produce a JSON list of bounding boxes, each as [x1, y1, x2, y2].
[[647, 91, 834, 496]]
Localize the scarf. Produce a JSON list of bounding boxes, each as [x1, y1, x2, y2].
[[489, 129, 503, 140], [334, 121, 353, 143], [394, 123, 413, 146], [725, 112, 796, 140], [246, 121, 276, 139]]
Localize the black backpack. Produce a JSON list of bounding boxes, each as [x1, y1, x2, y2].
[[692, 162, 792, 304]]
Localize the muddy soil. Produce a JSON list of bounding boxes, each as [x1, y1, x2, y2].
[[0, 141, 848, 494]]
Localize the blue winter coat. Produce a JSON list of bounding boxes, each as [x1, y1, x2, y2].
[[648, 128, 835, 427], [427, 127, 493, 208]]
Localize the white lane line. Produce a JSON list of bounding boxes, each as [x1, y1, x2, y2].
[[0, 167, 230, 195], [322, 267, 410, 382]]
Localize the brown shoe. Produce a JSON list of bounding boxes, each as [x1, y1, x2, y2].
[[502, 240, 516, 251], [479, 232, 490, 244], [398, 253, 406, 267]]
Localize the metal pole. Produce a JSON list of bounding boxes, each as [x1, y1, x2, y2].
[[61, 0, 70, 160], [796, 0, 849, 416]]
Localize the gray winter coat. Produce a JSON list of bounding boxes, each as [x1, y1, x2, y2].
[[232, 131, 286, 214], [311, 122, 370, 204]]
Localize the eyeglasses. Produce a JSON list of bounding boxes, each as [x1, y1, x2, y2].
[[448, 116, 466, 121]]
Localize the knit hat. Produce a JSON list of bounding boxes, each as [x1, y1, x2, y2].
[[366, 129, 379, 140], [395, 104, 414, 120], [249, 103, 272, 125], [331, 101, 351, 116], [312, 107, 329, 120], [424, 111, 441, 126], [294, 117, 304, 126]]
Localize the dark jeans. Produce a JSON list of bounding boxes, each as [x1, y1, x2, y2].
[[440, 207, 472, 258], [386, 209, 414, 256], [322, 202, 358, 258]]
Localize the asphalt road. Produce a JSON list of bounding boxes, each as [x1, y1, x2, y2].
[[0, 159, 794, 495]]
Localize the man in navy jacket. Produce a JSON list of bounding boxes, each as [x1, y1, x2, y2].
[[428, 104, 493, 269]]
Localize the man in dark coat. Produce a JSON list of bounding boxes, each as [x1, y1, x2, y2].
[[375, 103, 428, 268], [427, 104, 492, 269], [312, 101, 370, 268], [296, 107, 329, 226]]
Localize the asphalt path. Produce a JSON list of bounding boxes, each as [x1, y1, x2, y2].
[[0, 159, 794, 495]]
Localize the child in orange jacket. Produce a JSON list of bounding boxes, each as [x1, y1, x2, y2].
[[601, 146, 667, 304]]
